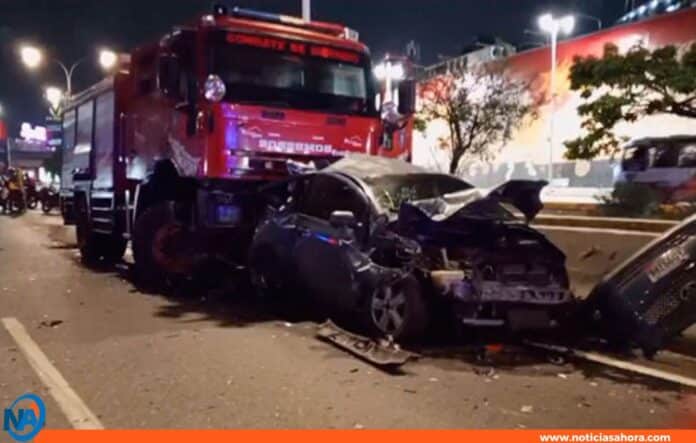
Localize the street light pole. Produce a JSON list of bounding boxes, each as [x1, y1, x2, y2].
[[302, 0, 311, 20], [538, 13, 575, 183], [548, 30, 558, 183], [53, 58, 84, 98]]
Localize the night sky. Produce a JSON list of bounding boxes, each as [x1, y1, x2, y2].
[[1, 0, 627, 135]]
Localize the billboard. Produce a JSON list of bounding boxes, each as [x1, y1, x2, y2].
[[414, 7, 696, 189]]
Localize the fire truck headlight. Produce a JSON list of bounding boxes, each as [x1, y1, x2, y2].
[[204, 74, 226, 102]]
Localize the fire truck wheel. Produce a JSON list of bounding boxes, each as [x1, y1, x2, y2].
[[133, 201, 195, 288], [248, 244, 286, 300], [76, 213, 127, 265]]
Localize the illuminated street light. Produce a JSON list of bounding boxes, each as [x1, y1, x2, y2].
[[538, 13, 575, 182], [374, 60, 405, 105], [20, 45, 43, 69], [99, 49, 118, 70], [45, 86, 64, 110], [19, 45, 117, 97]]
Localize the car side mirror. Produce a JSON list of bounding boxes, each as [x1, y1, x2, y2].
[[397, 79, 416, 115], [329, 210, 357, 228]]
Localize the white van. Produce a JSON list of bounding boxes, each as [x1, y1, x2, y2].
[[616, 135, 696, 201]]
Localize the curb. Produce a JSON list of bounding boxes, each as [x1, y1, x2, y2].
[[532, 214, 678, 233]]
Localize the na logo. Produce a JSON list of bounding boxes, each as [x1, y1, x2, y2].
[[3, 393, 46, 442]]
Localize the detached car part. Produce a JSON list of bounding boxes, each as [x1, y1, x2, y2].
[[583, 214, 696, 357], [316, 320, 419, 368]]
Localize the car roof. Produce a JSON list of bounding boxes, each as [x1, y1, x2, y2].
[[323, 154, 430, 180]]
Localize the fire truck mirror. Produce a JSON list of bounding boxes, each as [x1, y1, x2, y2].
[[397, 80, 416, 115], [158, 55, 181, 98]]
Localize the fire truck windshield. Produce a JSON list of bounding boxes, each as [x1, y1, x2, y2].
[[211, 41, 376, 117]]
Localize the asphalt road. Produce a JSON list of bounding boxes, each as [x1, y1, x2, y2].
[[1, 211, 696, 429]]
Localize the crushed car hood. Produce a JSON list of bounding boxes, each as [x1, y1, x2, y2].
[[400, 179, 548, 223]]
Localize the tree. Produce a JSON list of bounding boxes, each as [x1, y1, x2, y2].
[[416, 64, 538, 174], [565, 42, 696, 159]]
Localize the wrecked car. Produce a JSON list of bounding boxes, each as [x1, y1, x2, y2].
[[249, 155, 575, 342]]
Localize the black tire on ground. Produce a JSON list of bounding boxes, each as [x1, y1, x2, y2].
[[9, 198, 25, 214], [27, 197, 38, 210], [365, 275, 429, 343], [41, 199, 53, 214], [132, 201, 193, 288], [248, 244, 286, 300], [75, 209, 127, 265]]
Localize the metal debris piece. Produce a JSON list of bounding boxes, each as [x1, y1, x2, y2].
[[316, 320, 419, 369], [39, 320, 63, 328], [580, 246, 601, 261]]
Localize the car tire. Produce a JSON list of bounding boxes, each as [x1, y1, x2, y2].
[[366, 275, 429, 343], [132, 201, 193, 289]]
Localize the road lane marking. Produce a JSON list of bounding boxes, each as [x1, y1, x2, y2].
[[1, 317, 104, 429], [527, 341, 696, 389]]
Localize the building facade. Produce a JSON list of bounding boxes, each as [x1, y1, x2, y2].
[[414, 5, 696, 191]]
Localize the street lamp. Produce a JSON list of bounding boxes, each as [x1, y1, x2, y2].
[[374, 61, 405, 104], [19, 45, 117, 98], [45, 86, 63, 109], [99, 49, 118, 70], [20, 45, 43, 69], [538, 13, 575, 182]]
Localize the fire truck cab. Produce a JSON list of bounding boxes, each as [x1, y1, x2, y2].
[[60, 5, 416, 283]]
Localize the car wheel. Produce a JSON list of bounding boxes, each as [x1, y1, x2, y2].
[[133, 201, 194, 288], [367, 276, 428, 342]]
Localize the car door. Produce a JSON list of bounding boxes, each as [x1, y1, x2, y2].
[[292, 173, 372, 311]]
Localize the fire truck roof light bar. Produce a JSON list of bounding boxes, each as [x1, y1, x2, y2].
[[229, 6, 359, 41]]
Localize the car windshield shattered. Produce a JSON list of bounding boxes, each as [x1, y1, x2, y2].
[[362, 173, 474, 213]]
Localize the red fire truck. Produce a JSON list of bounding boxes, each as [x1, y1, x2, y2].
[[59, 5, 416, 283]]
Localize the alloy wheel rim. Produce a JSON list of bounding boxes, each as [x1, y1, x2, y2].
[[371, 284, 407, 335]]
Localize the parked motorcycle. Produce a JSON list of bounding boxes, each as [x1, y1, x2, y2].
[[25, 181, 39, 210], [39, 185, 60, 214], [6, 188, 26, 214]]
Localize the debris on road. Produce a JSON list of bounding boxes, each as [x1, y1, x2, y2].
[[38, 320, 64, 328], [316, 320, 419, 369], [520, 405, 534, 414], [580, 246, 602, 261], [473, 366, 496, 377]]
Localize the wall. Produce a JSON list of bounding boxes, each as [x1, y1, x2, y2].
[[414, 7, 696, 189]]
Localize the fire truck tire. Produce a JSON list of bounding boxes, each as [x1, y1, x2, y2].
[[76, 213, 127, 265], [132, 201, 193, 288]]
